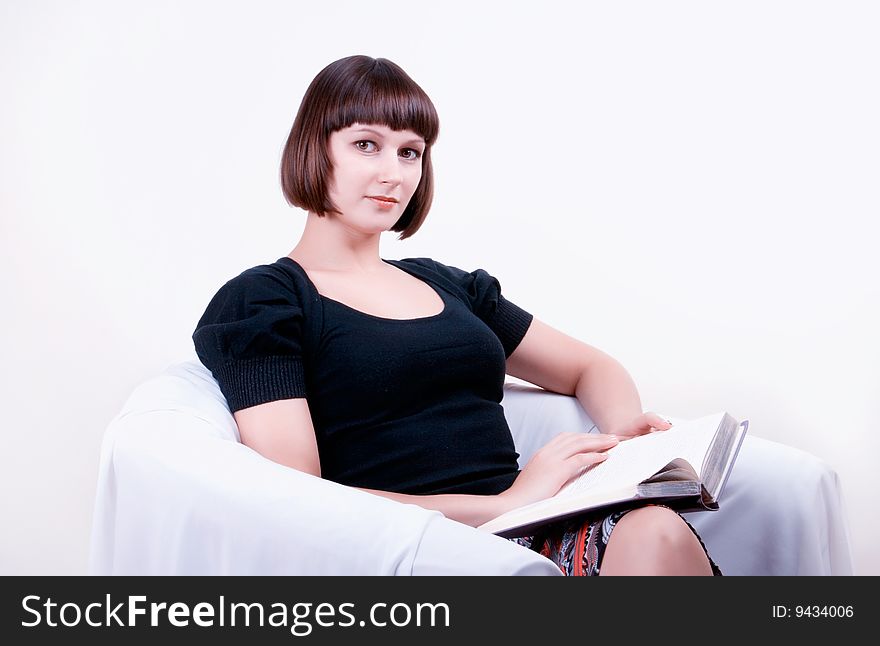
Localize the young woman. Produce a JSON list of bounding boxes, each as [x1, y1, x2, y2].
[[193, 55, 721, 575]]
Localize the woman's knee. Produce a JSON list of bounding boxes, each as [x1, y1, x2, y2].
[[611, 506, 698, 553], [602, 506, 714, 575]]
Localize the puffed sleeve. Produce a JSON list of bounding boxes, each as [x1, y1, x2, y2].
[[192, 267, 307, 413], [409, 258, 534, 358]]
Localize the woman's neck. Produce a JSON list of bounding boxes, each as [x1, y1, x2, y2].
[[288, 211, 386, 273]]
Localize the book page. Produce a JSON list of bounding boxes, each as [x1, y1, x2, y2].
[[479, 412, 732, 536], [554, 412, 725, 498]]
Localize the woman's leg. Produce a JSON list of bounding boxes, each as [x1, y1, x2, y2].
[[600, 506, 713, 576]]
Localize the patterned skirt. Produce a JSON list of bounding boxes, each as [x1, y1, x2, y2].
[[507, 505, 722, 576]]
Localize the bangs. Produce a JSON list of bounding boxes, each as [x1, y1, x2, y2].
[[322, 61, 439, 146]]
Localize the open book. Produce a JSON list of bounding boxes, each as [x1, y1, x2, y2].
[[479, 412, 749, 538]]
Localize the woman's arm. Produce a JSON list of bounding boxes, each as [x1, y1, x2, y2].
[[235, 388, 617, 527], [235, 398, 517, 527], [234, 399, 322, 477], [355, 433, 623, 528], [506, 318, 643, 434], [572, 355, 643, 434]]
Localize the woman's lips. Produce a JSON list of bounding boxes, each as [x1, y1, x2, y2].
[[368, 197, 397, 209]]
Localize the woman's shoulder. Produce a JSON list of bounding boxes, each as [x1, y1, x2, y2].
[[193, 258, 323, 356], [395, 256, 469, 279], [208, 257, 319, 309], [394, 257, 505, 311], [395, 256, 498, 288]]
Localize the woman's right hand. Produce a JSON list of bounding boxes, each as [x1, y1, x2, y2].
[[497, 432, 620, 512]]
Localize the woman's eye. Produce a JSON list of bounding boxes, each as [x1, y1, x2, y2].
[[355, 140, 422, 160]]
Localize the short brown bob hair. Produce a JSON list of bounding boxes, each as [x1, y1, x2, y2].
[[280, 55, 440, 240]]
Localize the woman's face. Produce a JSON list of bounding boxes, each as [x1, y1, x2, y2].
[[324, 122, 426, 233]]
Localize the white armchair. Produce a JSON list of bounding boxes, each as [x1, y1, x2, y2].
[[89, 359, 853, 575]]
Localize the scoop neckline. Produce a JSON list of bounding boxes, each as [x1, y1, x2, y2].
[[278, 256, 449, 323]]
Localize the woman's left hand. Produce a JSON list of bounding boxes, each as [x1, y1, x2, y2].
[[605, 412, 673, 439]]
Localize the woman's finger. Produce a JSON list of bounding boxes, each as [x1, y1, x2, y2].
[[549, 433, 618, 459], [611, 415, 672, 438], [564, 450, 609, 471], [560, 452, 610, 487], [550, 431, 618, 450], [581, 451, 610, 464], [566, 435, 619, 457], [644, 411, 673, 432]]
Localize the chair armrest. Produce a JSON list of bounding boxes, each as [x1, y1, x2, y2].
[[90, 364, 559, 575], [501, 383, 853, 575], [682, 433, 854, 575]]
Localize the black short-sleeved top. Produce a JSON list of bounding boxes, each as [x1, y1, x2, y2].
[[192, 256, 534, 496]]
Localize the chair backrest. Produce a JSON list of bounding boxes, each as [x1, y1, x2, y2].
[[116, 359, 239, 441], [92, 360, 592, 575]]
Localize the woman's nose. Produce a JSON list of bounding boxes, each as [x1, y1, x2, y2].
[[377, 151, 403, 184]]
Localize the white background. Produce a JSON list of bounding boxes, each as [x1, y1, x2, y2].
[[1, 0, 877, 574]]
